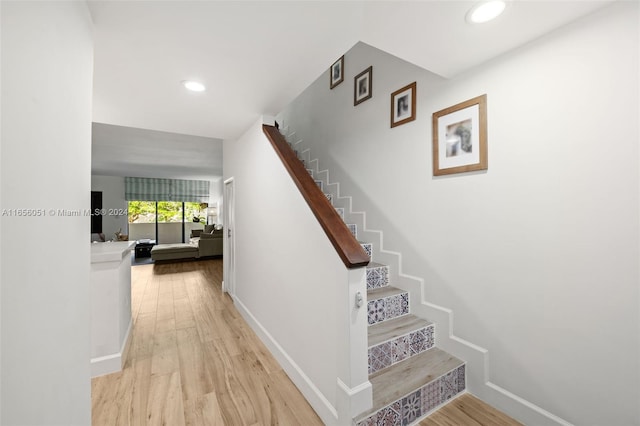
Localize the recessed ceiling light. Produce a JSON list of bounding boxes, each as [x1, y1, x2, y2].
[[466, 0, 507, 24], [182, 80, 206, 92]]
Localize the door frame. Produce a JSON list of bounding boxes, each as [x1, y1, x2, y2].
[[222, 177, 235, 297]]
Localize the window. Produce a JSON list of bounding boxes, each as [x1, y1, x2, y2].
[[127, 201, 208, 243], [127, 201, 157, 241]]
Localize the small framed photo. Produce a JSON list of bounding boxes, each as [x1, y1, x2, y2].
[[390, 82, 416, 128], [330, 56, 344, 89], [432, 94, 488, 176], [354, 66, 373, 106]]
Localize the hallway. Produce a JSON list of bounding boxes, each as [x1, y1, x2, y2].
[[91, 259, 323, 425]]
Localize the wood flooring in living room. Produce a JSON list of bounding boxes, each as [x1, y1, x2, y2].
[[91, 258, 521, 426]]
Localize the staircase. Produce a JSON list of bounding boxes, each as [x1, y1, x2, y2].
[[282, 126, 466, 425]]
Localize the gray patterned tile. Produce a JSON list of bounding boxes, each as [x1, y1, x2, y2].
[[377, 406, 400, 425], [390, 399, 402, 417], [383, 295, 401, 319], [401, 389, 422, 426], [425, 325, 435, 349], [409, 329, 426, 355], [366, 265, 388, 289], [361, 243, 372, 258], [370, 341, 393, 374], [384, 294, 409, 320], [392, 335, 411, 363], [457, 364, 466, 392], [421, 380, 441, 414], [368, 299, 385, 325], [347, 223, 357, 238], [355, 413, 376, 426], [400, 293, 409, 313], [409, 326, 434, 356], [440, 369, 459, 403]]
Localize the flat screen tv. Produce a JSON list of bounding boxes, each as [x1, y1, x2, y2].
[[91, 191, 102, 234]]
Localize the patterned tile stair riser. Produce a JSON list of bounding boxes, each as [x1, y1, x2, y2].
[[367, 290, 409, 325], [368, 324, 435, 375], [366, 264, 389, 289]]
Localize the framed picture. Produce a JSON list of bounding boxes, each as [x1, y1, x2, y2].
[[330, 56, 344, 89], [354, 66, 373, 106], [390, 82, 416, 128], [432, 94, 487, 176]]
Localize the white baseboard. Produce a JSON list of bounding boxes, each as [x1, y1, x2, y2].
[[90, 319, 132, 378], [414, 301, 572, 426], [336, 378, 372, 422], [233, 296, 340, 425]]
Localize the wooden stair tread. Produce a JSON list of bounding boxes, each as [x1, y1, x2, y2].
[[367, 285, 405, 299], [366, 348, 463, 416], [368, 314, 432, 347]]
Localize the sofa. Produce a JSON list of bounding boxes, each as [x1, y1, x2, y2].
[[189, 227, 223, 257], [150, 225, 223, 262]]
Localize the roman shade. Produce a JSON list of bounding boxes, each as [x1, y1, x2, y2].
[[125, 177, 210, 203]]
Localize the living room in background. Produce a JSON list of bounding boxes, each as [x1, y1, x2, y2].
[[124, 176, 211, 244]]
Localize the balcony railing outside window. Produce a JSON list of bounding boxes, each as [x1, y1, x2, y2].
[[127, 200, 207, 243]]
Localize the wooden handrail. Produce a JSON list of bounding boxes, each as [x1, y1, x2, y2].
[[263, 124, 370, 269]]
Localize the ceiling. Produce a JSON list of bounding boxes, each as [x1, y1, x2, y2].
[[88, 0, 613, 181], [91, 123, 222, 181]]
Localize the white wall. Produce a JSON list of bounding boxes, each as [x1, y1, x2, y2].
[[0, 4, 3, 423], [91, 175, 128, 241], [0, 2, 3, 420], [210, 178, 222, 204], [209, 178, 223, 225], [1, 1, 93, 424], [223, 118, 369, 423], [278, 3, 639, 425]]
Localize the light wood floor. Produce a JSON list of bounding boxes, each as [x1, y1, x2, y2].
[[419, 394, 523, 426], [92, 259, 323, 425], [92, 258, 522, 426]]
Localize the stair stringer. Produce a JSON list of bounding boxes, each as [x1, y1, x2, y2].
[[279, 124, 572, 426]]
